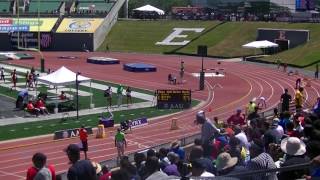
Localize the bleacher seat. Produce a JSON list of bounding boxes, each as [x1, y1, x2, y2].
[[0, 0, 9, 12], [28, 1, 62, 13]]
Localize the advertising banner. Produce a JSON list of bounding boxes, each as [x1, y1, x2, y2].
[[54, 127, 93, 140], [0, 18, 58, 32], [56, 18, 104, 33]]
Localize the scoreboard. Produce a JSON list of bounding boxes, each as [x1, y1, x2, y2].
[[156, 89, 191, 109]]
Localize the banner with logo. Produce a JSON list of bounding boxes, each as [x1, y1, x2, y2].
[[56, 18, 104, 33], [0, 18, 58, 32], [54, 127, 93, 140]]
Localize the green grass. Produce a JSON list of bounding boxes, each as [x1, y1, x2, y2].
[[98, 20, 218, 53], [0, 100, 199, 141], [100, 20, 320, 68]]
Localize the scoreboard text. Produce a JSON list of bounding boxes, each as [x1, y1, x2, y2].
[[156, 89, 191, 109]]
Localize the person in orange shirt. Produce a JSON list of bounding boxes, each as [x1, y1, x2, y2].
[[26, 100, 40, 117], [79, 125, 88, 159]]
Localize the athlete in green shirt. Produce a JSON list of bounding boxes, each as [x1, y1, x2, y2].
[[115, 128, 127, 159]]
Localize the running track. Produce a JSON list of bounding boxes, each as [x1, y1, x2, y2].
[[0, 52, 319, 180]]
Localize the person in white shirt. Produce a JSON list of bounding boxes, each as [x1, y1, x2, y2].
[[145, 156, 168, 180]]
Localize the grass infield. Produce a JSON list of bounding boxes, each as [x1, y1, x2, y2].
[[0, 100, 199, 141]]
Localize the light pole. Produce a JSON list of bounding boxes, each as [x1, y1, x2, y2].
[[76, 72, 79, 120]]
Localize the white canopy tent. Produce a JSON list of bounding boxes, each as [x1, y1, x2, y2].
[[37, 66, 93, 111], [133, 4, 165, 15], [242, 40, 279, 49], [242, 40, 279, 55]]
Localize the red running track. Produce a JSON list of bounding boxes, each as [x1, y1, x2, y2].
[[0, 52, 319, 180]]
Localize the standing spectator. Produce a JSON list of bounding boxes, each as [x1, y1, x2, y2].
[[227, 109, 245, 126], [79, 125, 88, 159], [104, 86, 112, 108], [295, 87, 304, 111], [116, 84, 123, 107], [278, 137, 309, 180], [0, 67, 5, 82], [195, 110, 220, 157], [16, 89, 28, 109], [280, 89, 292, 113], [65, 144, 96, 180], [125, 86, 132, 106], [315, 63, 319, 79], [145, 156, 168, 180], [247, 107, 260, 123], [247, 140, 278, 180], [115, 128, 127, 160], [246, 100, 257, 117], [26, 152, 54, 180], [169, 140, 185, 160], [11, 69, 17, 90]]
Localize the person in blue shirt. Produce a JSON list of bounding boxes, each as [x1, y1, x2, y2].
[[170, 140, 185, 160]]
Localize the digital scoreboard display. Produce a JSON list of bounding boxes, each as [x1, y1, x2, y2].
[[156, 89, 191, 109]]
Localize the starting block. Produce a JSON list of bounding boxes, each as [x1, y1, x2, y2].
[[96, 124, 106, 138], [170, 118, 179, 130]]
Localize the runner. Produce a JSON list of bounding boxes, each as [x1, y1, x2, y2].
[[0, 67, 5, 82], [180, 60, 185, 84], [115, 128, 127, 160], [11, 69, 17, 90]]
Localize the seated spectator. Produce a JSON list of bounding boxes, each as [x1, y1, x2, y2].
[[35, 98, 49, 115], [191, 158, 215, 177], [285, 121, 300, 138], [227, 109, 245, 126], [26, 152, 55, 180], [211, 130, 229, 159], [145, 156, 168, 180], [263, 119, 283, 150], [110, 169, 129, 180], [59, 91, 67, 100], [216, 152, 246, 179], [26, 100, 40, 116], [120, 156, 140, 180], [163, 152, 180, 176], [247, 140, 278, 180], [228, 137, 244, 165], [278, 137, 310, 180], [134, 152, 147, 179], [157, 148, 170, 170], [189, 146, 216, 175], [99, 165, 111, 180], [170, 140, 185, 160]]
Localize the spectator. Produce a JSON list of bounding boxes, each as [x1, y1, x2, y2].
[[26, 152, 55, 180], [145, 156, 168, 180], [35, 98, 49, 115], [110, 169, 129, 180], [26, 100, 40, 117], [79, 125, 88, 159], [99, 165, 111, 180], [188, 146, 216, 175], [163, 152, 180, 176], [227, 109, 245, 126], [157, 148, 170, 170], [263, 119, 283, 150], [65, 144, 96, 180], [247, 107, 260, 123], [280, 89, 292, 112], [11, 69, 17, 90], [134, 152, 147, 179], [247, 140, 278, 180], [216, 152, 246, 179], [228, 137, 244, 165], [246, 99, 257, 116], [195, 110, 220, 157], [16, 89, 28, 109], [59, 91, 67, 100], [278, 137, 310, 180], [234, 126, 249, 151], [169, 140, 185, 160], [191, 158, 215, 177], [120, 156, 140, 179]]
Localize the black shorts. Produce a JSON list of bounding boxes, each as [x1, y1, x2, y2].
[[81, 140, 88, 152]]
